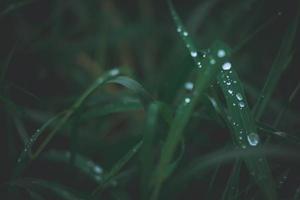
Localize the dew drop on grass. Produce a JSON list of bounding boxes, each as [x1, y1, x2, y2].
[[184, 82, 194, 90], [236, 93, 243, 101], [222, 62, 232, 70], [94, 166, 102, 174], [247, 132, 259, 146], [228, 89, 233, 94], [210, 58, 216, 65], [184, 98, 191, 104], [197, 62, 202, 68], [177, 27, 182, 33], [217, 49, 226, 58], [239, 101, 245, 108], [183, 31, 188, 36], [191, 51, 198, 57], [110, 69, 120, 76]]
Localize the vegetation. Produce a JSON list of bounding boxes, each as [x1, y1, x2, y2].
[[0, 0, 300, 199]]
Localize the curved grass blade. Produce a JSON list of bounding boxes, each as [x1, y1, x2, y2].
[[16, 68, 153, 170], [42, 150, 103, 183], [106, 76, 153, 106], [173, 145, 298, 186], [252, 7, 300, 120], [15, 111, 66, 164], [81, 97, 142, 121]]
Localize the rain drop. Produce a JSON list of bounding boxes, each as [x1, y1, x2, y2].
[[191, 51, 198, 57], [236, 93, 243, 101], [197, 62, 202, 68], [183, 31, 188, 36], [228, 89, 233, 94], [210, 59, 216, 65], [94, 166, 102, 174], [247, 132, 259, 146], [222, 62, 232, 70], [217, 49, 226, 58], [110, 69, 120, 76], [184, 98, 191, 104], [184, 82, 194, 90], [239, 102, 245, 108]]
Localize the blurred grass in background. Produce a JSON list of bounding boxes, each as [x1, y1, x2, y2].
[[0, 0, 300, 199]]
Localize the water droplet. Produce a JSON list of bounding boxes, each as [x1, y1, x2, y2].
[[274, 131, 286, 137], [247, 132, 259, 146], [241, 145, 246, 149], [183, 31, 188, 36], [110, 69, 119, 76], [197, 62, 202, 68], [94, 166, 102, 174], [236, 93, 243, 101], [191, 51, 197, 57], [222, 62, 232, 70], [177, 27, 182, 33], [228, 89, 233, 94], [226, 82, 231, 85], [202, 54, 206, 58], [184, 98, 191, 104], [184, 82, 194, 90], [217, 49, 226, 58], [239, 102, 245, 108], [209, 59, 216, 65]]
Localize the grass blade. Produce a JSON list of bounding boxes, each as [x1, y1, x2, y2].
[[217, 47, 277, 199], [8, 178, 84, 200], [42, 150, 103, 183], [252, 7, 300, 120], [150, 2, 225, 199], [15, 68, 153, 171], [91, 140, 143, 199]]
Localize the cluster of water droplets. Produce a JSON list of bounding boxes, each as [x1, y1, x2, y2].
[[86, 160, 103, 182], [220, 67, 247, 110], [17, 128, 41, 163]]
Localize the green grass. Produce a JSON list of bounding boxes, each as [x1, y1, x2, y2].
[[1, 0, 300, 199]]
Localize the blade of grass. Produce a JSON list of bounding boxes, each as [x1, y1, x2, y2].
[[217, 52, 277, 199], [150, 2, 226, 199], [221, 159, 241, 200], [252, 6, 300, 120], [90, 140, 143, 199], [42, 150, 103, 183], [0, 0, 35, 16], [8, 178, 84, 200], [140, 103, 161, 200], [16, 69, 153, 171]]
